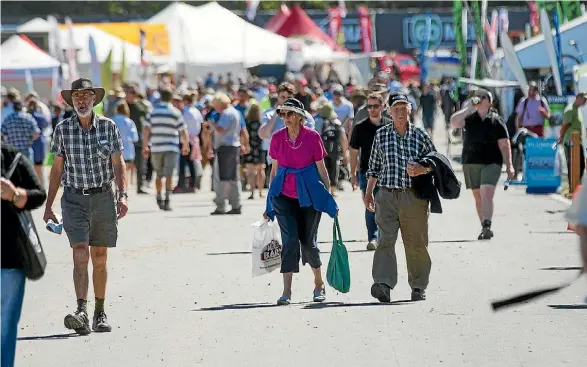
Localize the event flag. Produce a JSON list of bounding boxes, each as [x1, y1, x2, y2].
[[552, 7, 565, 91], [453, 0, 467, 83], [529, 1, 540, 35], [101, 48, 113, 93], [246, 0, 260, 21], [88, 36, 101, 87], [357, 6, 373, 53], [120, 44, 127, 85], [24, 70, 34, 93], [65, 17, 79, 85], [338, 0, 347, 18]]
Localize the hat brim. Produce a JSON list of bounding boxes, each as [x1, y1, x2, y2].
[[390, 100, 410, 107], [275, 105, 306, 118], [61, 87, 106, 107]]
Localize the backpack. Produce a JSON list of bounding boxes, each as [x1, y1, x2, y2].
[[321, 118, 342, 158]]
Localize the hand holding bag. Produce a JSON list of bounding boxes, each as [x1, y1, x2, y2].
[[326, 217, 351, 293], [5, 153, 47, 280]]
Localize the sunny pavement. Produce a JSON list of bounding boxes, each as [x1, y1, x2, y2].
[[16, 121, 585, 367]]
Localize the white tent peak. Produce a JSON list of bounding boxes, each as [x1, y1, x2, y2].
[[1, 35, 60, 70], [17, 17, 52, 33]]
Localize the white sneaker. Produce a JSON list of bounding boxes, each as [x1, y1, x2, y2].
[[366, 240, 378, 251]]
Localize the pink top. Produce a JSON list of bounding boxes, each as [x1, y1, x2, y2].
[[269, 126, 327, 199]]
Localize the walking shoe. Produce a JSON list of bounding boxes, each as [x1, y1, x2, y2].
[[210, 209, 226, 215], [92, 311, 112, 332], [370, 283, 391, 303], [411, 288, 426, 301], [478, 220, 494, 240], [313, 287, 326, 302], [137, 189, 149, 195], [156, 197, 163, 210], [276, 295, 291, 305], [227, 206, 242, 215], [162, 198, 172, 211], [64, 310, 91, 335], [366, 240, 378, 251]]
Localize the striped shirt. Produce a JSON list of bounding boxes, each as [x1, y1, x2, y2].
[[144, 102, 187, 154], [367, 123, 435, 189], [51, 113, 123, 189]]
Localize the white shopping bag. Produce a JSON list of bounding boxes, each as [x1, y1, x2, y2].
[[251, 219, 282, 277]]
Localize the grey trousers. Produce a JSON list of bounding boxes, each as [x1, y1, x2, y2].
[[372, 188, 431, 290], [213, 153, 241, 211]]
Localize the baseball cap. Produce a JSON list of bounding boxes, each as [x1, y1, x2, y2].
[[332, 84, 344, 94], [388, 92, 410, 107], [473, 88, 493, 102]]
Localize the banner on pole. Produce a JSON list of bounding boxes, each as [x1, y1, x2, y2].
[[358, 6, 373, 53]]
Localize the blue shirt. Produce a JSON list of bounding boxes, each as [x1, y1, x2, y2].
[[214, 106, 242, 149], [112, 114, 139, 161], [233, 103, 248, 130], [333, 98, 354, 122], [265, 163, 338, 220], [1, 104, 14, 126], [1, 111, 40, 151]]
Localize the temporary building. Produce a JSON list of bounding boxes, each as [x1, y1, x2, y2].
[[148, 2, 288, 78], [1, 35, 61, 99], [266, 4, 343, 52], [263, 4, 291, 33], [17, 17, 52, 33]]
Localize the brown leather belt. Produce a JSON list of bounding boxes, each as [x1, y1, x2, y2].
[[381, 187, 414, 193]]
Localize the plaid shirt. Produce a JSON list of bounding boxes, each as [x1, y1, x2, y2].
[[51, 113, 123, 189], [1, 112, 40, 150], [367, 123, 435, 189]]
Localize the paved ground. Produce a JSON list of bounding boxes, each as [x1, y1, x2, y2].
[[16, 124, 585, 367]]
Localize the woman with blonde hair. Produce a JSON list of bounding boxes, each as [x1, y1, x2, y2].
[[244, 103, 266, 199], [264, 98, 338, 305], [112, 100, 139, 184]]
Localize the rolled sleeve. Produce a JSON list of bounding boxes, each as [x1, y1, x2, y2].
[[111, 123, 123, 153], [50, 126, 65, 156], [366, 133, 382, 178]]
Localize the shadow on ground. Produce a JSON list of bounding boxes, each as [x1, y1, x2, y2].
[[18, 333, 78, 341], [193, 302, 308, 311], [302, 300, 413, 309], [540, 266, 583, 271], [547, 304, 587, 310]]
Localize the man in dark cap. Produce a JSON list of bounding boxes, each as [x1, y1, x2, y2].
[[364, 92, 437, 303]]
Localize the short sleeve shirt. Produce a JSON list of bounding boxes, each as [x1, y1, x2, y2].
[[562, 104, 583, 145], [462, 112, 509, 165], [269, 126, 327, 198], [214, 106, 242, 149]]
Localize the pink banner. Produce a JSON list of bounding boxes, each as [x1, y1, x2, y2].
[[328, 7, 342, 44], [529, 1, 540, 35], [358, 6, 373, 53]]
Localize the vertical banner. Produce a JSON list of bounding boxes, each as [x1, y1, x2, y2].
[[357, 6, 373, 53], [139, 29, 147, 93], [24, 70, 34, 93], [485, 10, 498, 54], [245, 0, 260, 21], [328, 7, 342, 46], [47, 16, 63, 101], [101, 48, 113, 93], [88, 36, 101, 86], [552, 8, 565, 91], [453, 1, 467, 83], [471, 0, 485, 79], [529, 1, 540, 35], [120, 43, 127, 85], [560, 0, 582, 21], [498, 8, 509, 35], [540, 8, 563, 96], [537, 1, 563, 27], [419, 15, 432, 84], [65, 17, 78, 85]]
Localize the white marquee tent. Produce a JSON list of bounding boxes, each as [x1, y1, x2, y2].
[[17, 17, 52, 33], [148, 1, 288, 77]]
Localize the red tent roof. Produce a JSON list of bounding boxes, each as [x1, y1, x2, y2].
[[266, 5, 343, 51], [264, 4, 291, 33]]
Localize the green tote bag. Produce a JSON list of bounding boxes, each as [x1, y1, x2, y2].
[[326, 217, 351, 293]]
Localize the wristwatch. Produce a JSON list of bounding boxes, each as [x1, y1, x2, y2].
[[117, 191, 128, 200], [12, 190, 20, 204]]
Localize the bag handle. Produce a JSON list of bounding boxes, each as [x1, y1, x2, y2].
[[333, 217, 343, 244], [5, 152, 22, 180]]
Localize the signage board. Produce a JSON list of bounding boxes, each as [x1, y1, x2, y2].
[[525, 137, 561, 194]]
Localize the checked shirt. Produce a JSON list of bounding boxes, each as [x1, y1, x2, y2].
[[367, 123, 435, 189], [51, 113, 123, 189], [1, 112, 40, 150]]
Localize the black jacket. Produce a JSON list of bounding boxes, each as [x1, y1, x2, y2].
[[412, 151, 461, 214]]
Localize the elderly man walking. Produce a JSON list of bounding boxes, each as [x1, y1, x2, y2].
[[43, 78, 128, 334], [364, 92, 437, 302]]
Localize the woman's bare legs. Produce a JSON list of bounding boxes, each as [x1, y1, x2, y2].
[[256, 164, 266, 197]]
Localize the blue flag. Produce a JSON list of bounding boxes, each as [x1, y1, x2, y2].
[[552, 10, 565, 90]]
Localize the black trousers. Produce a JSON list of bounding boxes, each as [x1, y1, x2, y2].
[[134, 145, 145, 191], [178, 143, 196, 188]]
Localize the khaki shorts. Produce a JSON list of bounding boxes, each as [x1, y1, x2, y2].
[[463, 163, 502, 189], [151, 151, 178, 178]]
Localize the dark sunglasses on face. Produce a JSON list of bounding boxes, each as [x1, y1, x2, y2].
[[367, 104, 381, 109], [279, 111, 295, 118]]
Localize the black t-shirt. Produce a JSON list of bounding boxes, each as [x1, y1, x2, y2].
[[462, 111, 509, 165], [349, 117, 386, 173]]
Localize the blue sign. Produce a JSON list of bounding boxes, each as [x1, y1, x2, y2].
[[403, 15, 477, 49], [525, 137, 561, 194]]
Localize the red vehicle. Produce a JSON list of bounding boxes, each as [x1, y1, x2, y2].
[[377, 53, 421, 85]]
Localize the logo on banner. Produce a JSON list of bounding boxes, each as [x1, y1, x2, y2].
[[403, 15, 476, 49]]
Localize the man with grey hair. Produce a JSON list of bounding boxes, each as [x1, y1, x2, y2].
[[43, 78, 128, 334]]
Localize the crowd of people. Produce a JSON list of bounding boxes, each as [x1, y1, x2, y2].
[[1, 68, 586, 367]]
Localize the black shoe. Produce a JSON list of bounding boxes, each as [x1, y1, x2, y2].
[[227, 207, 242, 215], [370, 283, 391, 303], [162, 198, 172, 211], [92, 311, 112, 332], [137, 189, 149, 195], [64, 310, 91, 335], [478, 220, 494, 240], [210, 209, 226, 215], [156, 197, 163, 209], [411, 288, 426, 301]]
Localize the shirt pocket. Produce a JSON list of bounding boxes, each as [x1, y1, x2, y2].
[[96, 140, 111, 160]]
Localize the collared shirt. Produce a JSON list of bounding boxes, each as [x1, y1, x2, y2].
[[367, 123, 435, 189], [183, 105, 203, 138], [144, 102, 187, 154], [563, 103, 583, 145], [51, 113, 123, 189], [214, 105, 242, 149], [1, 111, 40, 150]]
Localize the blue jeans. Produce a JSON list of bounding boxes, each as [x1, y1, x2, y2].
[[1, 269, 26, 367], [358, 172, 379, 241], [272, 195, 322, 273]]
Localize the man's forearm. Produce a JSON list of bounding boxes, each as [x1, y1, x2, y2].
[[350, 149, 359, 175], [365, 176, 378, 194], [450, 108, 470, 128], [113, 161, 127, 192], [182, 129, 189, 146], [499, 141, 513, 167], [45, 165, 63, 209], [259, 114, 277, 139]]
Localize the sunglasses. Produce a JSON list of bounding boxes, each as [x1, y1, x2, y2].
[[279, 111, 295, 118], [367, 104, 381, 109]]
